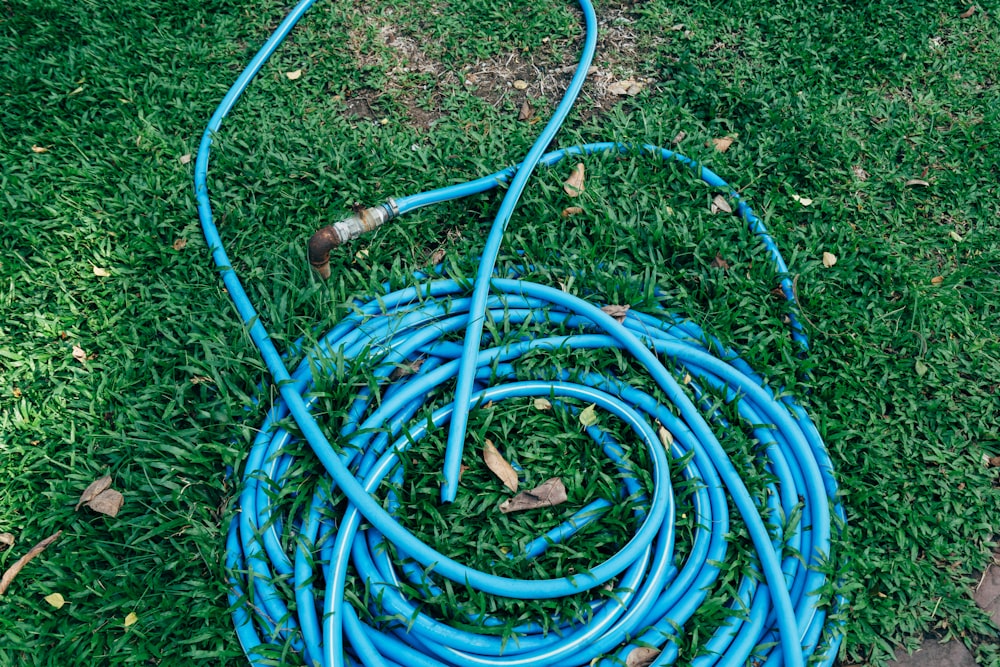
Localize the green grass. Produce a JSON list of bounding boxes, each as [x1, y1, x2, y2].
[[2, 0, 999, 664]]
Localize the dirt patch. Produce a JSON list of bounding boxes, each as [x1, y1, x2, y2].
[[340, 4, 667, 128]]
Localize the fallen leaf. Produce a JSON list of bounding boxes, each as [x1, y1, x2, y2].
[[657, 424, 674, 448], [0, 533, 13, 550], [190, 375, 213, 385], [601, 304, 630, 323], [710, 136, 734, 152], [579, 403, 599, 428], [683, 373, 692, 384], [608, 80, 643, 96], [710, 253, 730, 271], [949, 231, 963, 242], [915, 360, 929, 377], [852, 165, 869, 181], [791, 194, 813, 206], [72, 346, 87, 365], [563, 163, 585, 197], [987, 455, 1000, 469], [483, 439, 519, 492], [960, 5, 976, 18], [671, 130, 687, 145], [512, 79, 528, 90], [179, 154, 191, 165], [172, 238, 187, 251], [499, 478, 568, 514], [285, 69, 302, 80], [517, 100, 533, 121], [87, 489, 124, 517], [93, 266, 110, 277], [533, 398, 552, 411], [0, 530, 61, 595], [710, 195, 732, 214], [31, 145, 49, 153], [627, 647, 661, 667], [670, 23, 685, 31], [44, 592, 66, 609], [822, 252, 838, 268], [12, 387, 21, 398], [124, 611, 138, 627], [930, 275, 943, 285], [428, 247, 446, 265], [561, 206, 583, 218], [905, 178, 930, 188], [69, 86, 84, 95], [76, 475, 113, 510]]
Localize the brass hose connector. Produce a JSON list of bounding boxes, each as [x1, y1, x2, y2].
[[307, 200, 397, 278]]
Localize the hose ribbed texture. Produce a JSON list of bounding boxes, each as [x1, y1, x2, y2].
[[194, 1, 847, 666]]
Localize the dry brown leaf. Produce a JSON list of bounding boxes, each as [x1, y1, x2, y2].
[[124, 611, 139, 627], [533, 397, 552, 411], [0, 533, 13, 550], [44, 592, 66, 609], [483, 439, 519, 492], [512, 79, 528, 90], [76, 475, 113, 510], [517, 100, 533, 121], [626, 647, 661, 667], [852, 165, 869, 181], [822, 252, 838, 268], [172, 238, 187, 251], [499, 478, 567, 514], [671, 130, 687, 145], [87, 489, 124, 517], [710, 136, 734, 152], [179, 154, 192, 165], [0, 530, 61, 595], [601, 304, 631, 323], [930, 275, 944, 285], [93, 266, 110, 277], [905, 178, 930, 187], [960, 5, 976, 18], [563, 163, 585, 197], [561, 206, 584, 218], [710, 195, 732, 214], [72, 345, 87, 365], [657, 424, 674, 448], [710, 253, 730, 271], [285, 69, 302, 80], [428, 247, 447, 265], [31, 145, 49, 153]]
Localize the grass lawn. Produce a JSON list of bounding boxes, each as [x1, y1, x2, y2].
[[2, 0, 1000, 665]]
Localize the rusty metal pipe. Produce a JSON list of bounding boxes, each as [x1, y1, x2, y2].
[[307, 201, 397, 278]]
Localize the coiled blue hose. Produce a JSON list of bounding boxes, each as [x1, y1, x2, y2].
[[194, 1, 847, 666]]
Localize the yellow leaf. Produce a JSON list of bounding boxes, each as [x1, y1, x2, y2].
[[579, 403, 598, 428], [822, 252, 837, 268], [179, 154, 192, 165], [285, 69, 303, 80], [44, 593, 66, 609], [533, 398, 552, 411], [93, 266, 110, 277], [791, 194, 813, 206], [31, 145, 49, 153], [930, 275, 943, 285], [124, 611, 138, 627], [563, 163, 585, 197]]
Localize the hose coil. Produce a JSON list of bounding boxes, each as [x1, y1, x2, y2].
[[194, 1, 847, 666]]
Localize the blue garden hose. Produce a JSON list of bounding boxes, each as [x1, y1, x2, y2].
[[194, 0, 847, 666]]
